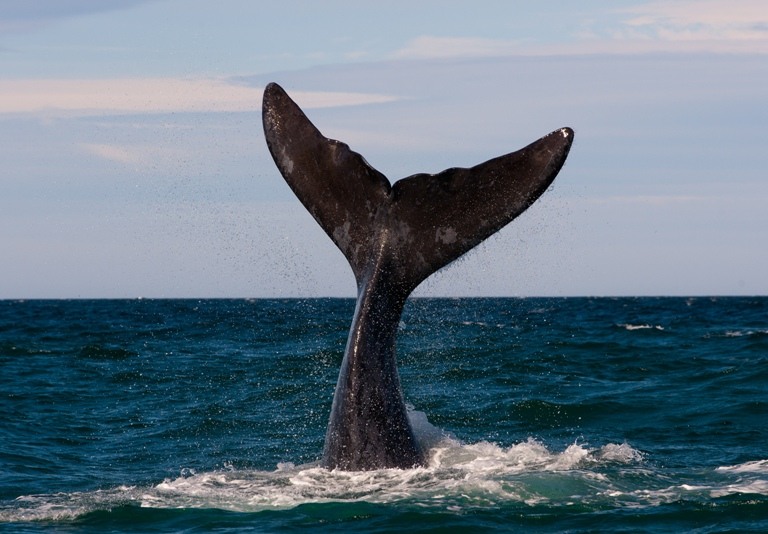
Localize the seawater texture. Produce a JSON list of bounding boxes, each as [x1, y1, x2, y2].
[[1, 298, 767, 532]]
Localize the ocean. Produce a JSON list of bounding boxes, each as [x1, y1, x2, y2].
[[1, 297, 766, 532]]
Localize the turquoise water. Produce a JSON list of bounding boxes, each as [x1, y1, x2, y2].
[[1, 297, 767, 532]]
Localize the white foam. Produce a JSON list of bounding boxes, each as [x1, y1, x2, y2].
[[0, 437, 647, 520], [710, 480, 768, 498], [0, 487, 142, 522], [5, 439, 767, 521], [599, 459, 768, 505], [620, 324, 665, 331], [724, 329, 768, 337], [594, 442, 645, 463], [716, 459, 768, 474]]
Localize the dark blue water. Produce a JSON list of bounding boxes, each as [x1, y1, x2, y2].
[[1, 297, 767, 532]]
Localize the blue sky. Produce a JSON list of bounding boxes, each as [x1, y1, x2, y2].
[[1, 0, 766, 298]]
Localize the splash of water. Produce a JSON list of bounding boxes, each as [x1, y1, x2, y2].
[[2, 412, 766, 522]]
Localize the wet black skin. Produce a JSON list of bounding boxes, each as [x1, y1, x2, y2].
[[262, 82, 574, 470]]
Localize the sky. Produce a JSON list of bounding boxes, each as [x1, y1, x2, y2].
[[1, 0, 766, 298]]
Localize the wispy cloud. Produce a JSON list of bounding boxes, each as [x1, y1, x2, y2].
[[77, 142, 190, 168], [618, 0, 768, 42], [394, 1, 768, 59], [586, 0, 768, 54], [78, 143, 138, 165], [393, 36, 524, 60], [0, 78, 400, 116], [287, 89, 399, 109]]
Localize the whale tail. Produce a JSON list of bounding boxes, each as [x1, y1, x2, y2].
[[262, 82, 573, 470], [262, 82, 573, 295]]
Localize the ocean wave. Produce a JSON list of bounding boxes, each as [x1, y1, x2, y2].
[[5, 410, 765, 523], [618, 324, 665, 331], [716, 459, 768, 474], [0, 410, 646, 520], [0, 437, 645, 521], [723, 329, 768, 338], [4, 445, 767, 523]]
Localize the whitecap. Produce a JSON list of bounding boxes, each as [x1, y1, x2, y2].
[[620, 324, 665, 331], [709, 480, 768, 498], [594, 442, 645, 463], [716, 459, 768, 474], [723, 329, 768, 338]]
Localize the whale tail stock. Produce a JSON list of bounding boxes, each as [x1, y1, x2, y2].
[[262, 82, 573, 470]]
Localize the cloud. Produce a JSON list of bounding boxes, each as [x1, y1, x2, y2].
[[601, 0, 768, 54], [78, 143, 138, 165], [618, 0, 768, 42], [0, 78, 400, 116], [393, 1, 768, 59], [394, 36, 523, 60], [76, 142, 192, 169], [287, 89, 399, 109]]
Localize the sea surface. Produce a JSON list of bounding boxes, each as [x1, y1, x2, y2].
[[1, 297, 766, 532]]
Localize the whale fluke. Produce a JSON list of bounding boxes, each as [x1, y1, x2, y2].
[[262, 82, 573, 470]]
